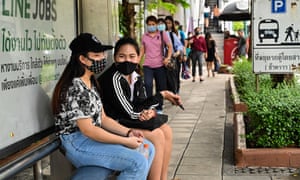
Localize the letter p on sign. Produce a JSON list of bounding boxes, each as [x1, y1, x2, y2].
[[272, 0, 286, 13]]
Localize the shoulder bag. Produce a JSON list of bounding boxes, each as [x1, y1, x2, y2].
[[161, 31, 176, 70]]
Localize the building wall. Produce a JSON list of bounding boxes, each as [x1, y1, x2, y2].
[[80, 0, 119, 45]]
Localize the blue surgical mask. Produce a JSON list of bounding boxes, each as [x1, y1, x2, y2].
[[157, 24, 166, 31], [147, 25, 157, 33]]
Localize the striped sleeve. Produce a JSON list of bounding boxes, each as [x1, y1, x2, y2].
[[112, 72, 141, 119]]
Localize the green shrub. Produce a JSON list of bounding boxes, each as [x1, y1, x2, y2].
[[232, 59, 300, 148], [232, 59, 255, 100]]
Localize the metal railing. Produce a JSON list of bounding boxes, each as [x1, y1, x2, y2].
[[0, 137, 60, 180]]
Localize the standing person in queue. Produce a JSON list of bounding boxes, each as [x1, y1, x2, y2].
[[157, 18, 178, 94], [212, 4, 220, 32], [165, 15, 184, 94], [205, 32, 217, 77], [203, 3, 211, 33], [237, 29, 247, 58], [184, 31, 194, 68], [99, 37, 183, 180], [189, 27, 207, 82], [51, 33, 155, 179], [175, 20, 191, 80], [174, 20, 186, 46], [140, 15, 173, 114]]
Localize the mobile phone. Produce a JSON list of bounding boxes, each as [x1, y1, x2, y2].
[[178, 104, 185, 110]]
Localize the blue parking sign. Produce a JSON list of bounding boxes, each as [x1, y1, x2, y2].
[[272, 0, 286, 13]]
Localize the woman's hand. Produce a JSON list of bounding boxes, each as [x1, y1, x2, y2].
[[183, 55, 187, 62], [125, 136, 144, 149], [139, 109, 157, 121], [163, 57, 170, 66], [173, 51, 180, 58], [204, 52, 208, 59], [160, 90, 182, 106], [128, 129, 144, 138]]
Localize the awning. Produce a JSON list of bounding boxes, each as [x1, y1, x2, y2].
[[219, 0, 251, 21]]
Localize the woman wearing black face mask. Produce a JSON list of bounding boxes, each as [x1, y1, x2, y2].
[[98, 37, 183, 180], [52, 33, 155, 179]]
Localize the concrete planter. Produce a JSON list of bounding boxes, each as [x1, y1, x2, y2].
[[229, 77, 300, 168]]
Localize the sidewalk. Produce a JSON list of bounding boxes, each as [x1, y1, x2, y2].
[[164, 72, 297, 180]]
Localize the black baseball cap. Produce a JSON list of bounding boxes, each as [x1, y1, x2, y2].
[[69, 33, 113, 55]]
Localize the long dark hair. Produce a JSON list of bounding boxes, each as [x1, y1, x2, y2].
[[51, 53, 99, 115], [165, 15, 178, 35], [205, 32, 214, 49]]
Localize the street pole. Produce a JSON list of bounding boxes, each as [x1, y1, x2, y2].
[[144, 0, 148, 33]]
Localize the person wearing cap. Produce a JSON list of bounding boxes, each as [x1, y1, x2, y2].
[[51, 33, 155, 179]]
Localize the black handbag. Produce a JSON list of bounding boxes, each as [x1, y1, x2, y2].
[[161, 31, 176, 70], [163, 31, 179, 93], [118, 114, 168, 131]]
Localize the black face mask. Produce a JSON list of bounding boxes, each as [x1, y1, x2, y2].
[[115, 62, 137, 75], [86, 57, 107, 74]]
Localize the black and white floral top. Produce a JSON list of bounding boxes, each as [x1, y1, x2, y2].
[[55, 78, 102, 135]]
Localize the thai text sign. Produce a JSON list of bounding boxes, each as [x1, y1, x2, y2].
[[253, 0, 300, 73]]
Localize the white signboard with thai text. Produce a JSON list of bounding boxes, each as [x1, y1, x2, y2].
[[253, 0, 300, 73], [0, 0, 75, 153]]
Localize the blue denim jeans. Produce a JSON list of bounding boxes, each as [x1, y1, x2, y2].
[[60, 131, 155, 180], [143, 66, 167, 110], [71, 166, 113, 180]]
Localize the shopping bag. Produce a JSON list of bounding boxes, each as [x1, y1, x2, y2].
[[181, 62, 190, 79]]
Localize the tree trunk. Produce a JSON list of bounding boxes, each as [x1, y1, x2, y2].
[[122, 0, 136, 39]]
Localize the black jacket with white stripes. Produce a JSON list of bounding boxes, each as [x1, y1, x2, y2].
[[98, 64, 163, 121]]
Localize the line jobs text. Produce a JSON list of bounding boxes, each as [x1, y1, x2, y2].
[[2, 0, 57, 21]]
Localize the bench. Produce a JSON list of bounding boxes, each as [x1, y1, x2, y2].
[[0, 136, 60, 179], [0, 135, 117, 179], [52, 144, 118, 180]]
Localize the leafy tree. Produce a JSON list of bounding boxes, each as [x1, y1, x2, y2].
[[120, 0, 136, 38], [233, 21, 244, 31], [148, 0, 189, 15]]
